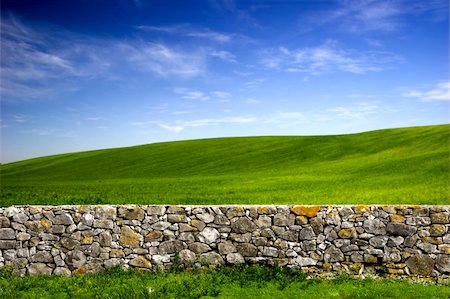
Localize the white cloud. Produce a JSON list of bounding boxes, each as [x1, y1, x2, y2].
[[173, 88, 210, 101], [308, 0, 448, 33], [86, 117, 106, 121], [124, 43, 205, 78], [1, 17, 209, 102], [244, 98, 261, 104], [138, 24, 232, 43], [209, 50, 237, 62], [326, 102, 380, 119], [260, 40, 402, 75], [153, 115, 257, 133], [211, 91, 231, 98], [401, 81, 450, 102], [244, 78, 266, 87]]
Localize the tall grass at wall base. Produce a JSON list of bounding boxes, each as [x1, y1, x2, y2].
[[1, 265, 449, 299]]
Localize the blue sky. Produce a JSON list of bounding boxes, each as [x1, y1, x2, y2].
[[1, 0, 449, 163]]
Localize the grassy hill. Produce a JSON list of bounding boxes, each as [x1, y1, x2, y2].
[[1, 124, 449, 206]]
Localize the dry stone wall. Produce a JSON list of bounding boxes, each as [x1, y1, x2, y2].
[[0, 205, 449, 278]]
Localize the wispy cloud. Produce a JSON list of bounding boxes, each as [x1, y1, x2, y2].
[[1, 16, 210, 102], [244, 98, 261, 104], [209, 50, 237, 62], [260, 40, 402, 75], [244, 78, 266, 87], [153, 115, 257, 133], [211, 91, 231, 99], [306, 0, 448, 33], [137, 24, 232, 43], [401, 81, 450, 102], [326, 102, 380, 119], [173, 88, 210, 101], [124, 42, 206, 78]]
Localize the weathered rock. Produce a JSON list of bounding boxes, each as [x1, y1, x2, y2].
[[430, 224, 446, 236], [256, 215, 272, 228], [325, 210, 341, 225], [273, 214, 295, 226], [324, 246, 344, 263], [263, 247, 278, 257], [61, 237, 80, 250], [179, 223, 197, 232], [11, 258, 28, 269], [406, 255, 435, 276], [200, 252, 224, 265], [435, 255, 450, 273], [191, 219, 206, 231], [387, 236, 404, 247], [226, 207, 245, 219], [231, 217, 257, 233], [406, 217, 431, 226], [218, 241, 236, 255], [31, 251, 53, 263], [293, 256, 317, 266], [338, 228, 357, 239], [226, 253, 245, 264], [93, 219, 113, 229], [214, 215, 230, 225], [0, 216, 10, 228], [151, 221, 171, 230], [129, 256, 152, 268], [299, 227, 315, 240], [147, 206, 166, 216], [369, 236, 389, 248], [291, 206, 320, 217], [0, 240, 16, 249], [53, 267, 72, 276], [86, 242, 101, 257], [198, 227, 220, 244], [13, 213, 28, 224], [27, 263, 53, 276], [310, 217, 324, 234], [189, 242, 211, 254], [99, 231, 112, 246], [280, 230, 298, 242], [120, 207, 145, 220], [363, 219, 386, 235], [53, 214, 74, 225], [0, 228, 15, 240], [237, 243, 258, 257], [167, 214, 187, 223], [431, 212, 449, 224], [66, 250, 87, 269], [179, 249, 196, 266], [159, 240, 184, 254], [119, 226, 142, 248], [104, 258, 121, 268], [196, 213, 214, 223], [145, 230, 164, 242], [387, 223, 417, 236]]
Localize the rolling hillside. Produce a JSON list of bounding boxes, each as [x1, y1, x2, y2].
[[1, 124, 449, 206]]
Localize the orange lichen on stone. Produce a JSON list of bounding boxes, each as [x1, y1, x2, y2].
[[257, 207, 268, 214], [421, 236, 443, 245], [80, 237, 93, 245], [290, 206, 321, 218], [354, 205, 370, 214], [387, 268, 404, 275], [389, 214, 405, 223], [338, 228, 356, 239], [119, 226, 142, 247], [40, 219, 52, 229]]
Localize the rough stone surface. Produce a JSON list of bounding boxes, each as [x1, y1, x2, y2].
[[129, 256, 152, 268], [0, 204, 448, 278], [119, 226, 142, 248], [406, 255, 435, 276]]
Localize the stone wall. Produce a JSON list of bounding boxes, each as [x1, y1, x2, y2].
[[0, 205, 449, 277]]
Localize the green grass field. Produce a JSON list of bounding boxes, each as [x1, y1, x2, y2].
[[1, 265, 449, 299], [1, 124, 449, 206]]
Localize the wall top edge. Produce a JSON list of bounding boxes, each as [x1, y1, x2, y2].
[[2, 204, 450, 208]]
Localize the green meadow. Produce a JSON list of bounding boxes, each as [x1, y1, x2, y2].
[[1, 124, 449, 206]]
